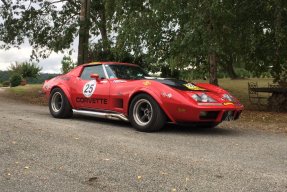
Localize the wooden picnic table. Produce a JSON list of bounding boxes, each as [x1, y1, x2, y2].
[[250, 87, 287, 112]]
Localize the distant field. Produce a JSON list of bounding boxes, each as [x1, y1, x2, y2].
[[219, 78, 273, 107], [194, 78, 273, 109]]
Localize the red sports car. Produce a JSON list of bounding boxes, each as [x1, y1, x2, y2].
[[42, 62, 243, 132]]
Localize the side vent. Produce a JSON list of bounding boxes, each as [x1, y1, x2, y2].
[[114, 99, 123, 108]]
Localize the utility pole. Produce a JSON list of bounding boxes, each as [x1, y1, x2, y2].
[[78, 0, 91, 65]]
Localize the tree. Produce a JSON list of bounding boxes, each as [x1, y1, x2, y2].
[[61, 55, 76, 74], [1, 0, 287, 84], [0, 0, 118, 64], [115, 0, 240, 84], [9, 62, 42, 80], [0, 1, 80, 59], [78, 0, 91, 64]]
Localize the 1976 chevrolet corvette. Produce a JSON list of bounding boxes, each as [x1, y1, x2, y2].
[[42, 62, 243, 132]]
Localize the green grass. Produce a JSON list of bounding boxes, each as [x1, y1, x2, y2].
[[9, 84, 43, 94], [7, 84, 46, 105], [218, 78, 273, 107]]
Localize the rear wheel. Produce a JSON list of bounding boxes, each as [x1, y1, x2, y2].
[[49, 88, 73, 118], [129, 94, 166, 132]]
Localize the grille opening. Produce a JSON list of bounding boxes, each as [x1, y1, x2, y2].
[[199, 111, 219, 120], [221, 110, 236, 121], [234, 110, 242, 120]]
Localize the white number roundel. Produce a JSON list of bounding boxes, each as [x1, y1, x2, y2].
[[83, 80, 97, 98]]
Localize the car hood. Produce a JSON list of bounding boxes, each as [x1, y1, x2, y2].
[[149, 78, 227, 94], [147, 78, 239, 104]]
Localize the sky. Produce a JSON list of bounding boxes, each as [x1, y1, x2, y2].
[[0, 0, 77, 74], [0, 41, 78, 74]]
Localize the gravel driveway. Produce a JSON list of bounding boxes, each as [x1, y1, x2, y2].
[[0, 96, 286, 192]]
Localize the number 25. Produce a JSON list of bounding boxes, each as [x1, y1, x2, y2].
[[84, 84, 94, 93]]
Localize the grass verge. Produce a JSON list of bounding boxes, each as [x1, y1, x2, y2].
[[2, 84, 47, 106]]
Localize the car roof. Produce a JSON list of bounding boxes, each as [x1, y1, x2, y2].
[[68, 62, 139, 76], [82, 62, 138, 67]]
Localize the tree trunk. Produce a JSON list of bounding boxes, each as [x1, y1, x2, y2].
[[273, 0, 282, 77], [99, 9, 110, 53], [226, 56, 238, 79], [268, 93, 287, 112], [207, 14, 218, 85], [78, 0, 91, 65], [209, 53, 218, 85]]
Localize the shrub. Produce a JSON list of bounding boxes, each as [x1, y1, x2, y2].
[[9, 62, 42, 80], [10, 74, 22, 87], [235, 68, 253, 78], [2, 81, 10, 87]]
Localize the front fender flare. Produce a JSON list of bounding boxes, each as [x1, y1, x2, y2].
[[128, 87, 176, 123]]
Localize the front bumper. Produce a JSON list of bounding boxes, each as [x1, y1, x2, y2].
[[167, 103, 244, 123]]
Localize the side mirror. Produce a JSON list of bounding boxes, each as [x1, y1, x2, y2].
[[90, 74, 100, 82]]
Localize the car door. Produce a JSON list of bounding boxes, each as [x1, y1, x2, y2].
[[72, 65, 110, 111]]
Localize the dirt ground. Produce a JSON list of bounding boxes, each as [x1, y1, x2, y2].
[[0, 94, 286, 192]]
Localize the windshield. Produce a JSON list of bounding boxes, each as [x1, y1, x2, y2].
[[105, 64, 150, 80]]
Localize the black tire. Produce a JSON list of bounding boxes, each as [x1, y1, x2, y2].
[[129, 93, 166, 132], [49, 88, 73, 118]]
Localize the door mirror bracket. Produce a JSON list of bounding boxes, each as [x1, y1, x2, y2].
[[90, 74, 100, 82]]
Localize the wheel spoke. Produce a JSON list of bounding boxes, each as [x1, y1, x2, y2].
[[147, 105, 151, 111], [140, 114, 147, 121], [51, 92, 63, 112], [133, 98, 153, 126], [147, 113, 152, 120]]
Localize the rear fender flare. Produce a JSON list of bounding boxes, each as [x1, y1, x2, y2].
[[50, 85, 74, 108]]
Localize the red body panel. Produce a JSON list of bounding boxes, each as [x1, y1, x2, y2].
[[43, 62, 244, 124]]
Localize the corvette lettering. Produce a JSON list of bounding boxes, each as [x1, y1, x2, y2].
[[76, 97, 108, 104]]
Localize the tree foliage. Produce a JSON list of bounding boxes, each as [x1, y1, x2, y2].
[[10, 73, 22, 87], [61, 55, 76, 74], [9, 61, 42, 79], [0, 0, 80, 59], [1, 0, 287, 84]]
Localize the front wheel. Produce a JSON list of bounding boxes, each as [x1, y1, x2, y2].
[[49, 88, 73, 118], [129, 94, 166, 132]]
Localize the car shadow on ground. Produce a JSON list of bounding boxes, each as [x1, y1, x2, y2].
[[72, 114, 131, 128], [72, 115, 240, 136], [159, 123, 240, 136]]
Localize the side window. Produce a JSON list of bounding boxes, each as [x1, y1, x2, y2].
[[80, 65, 106, 80]]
